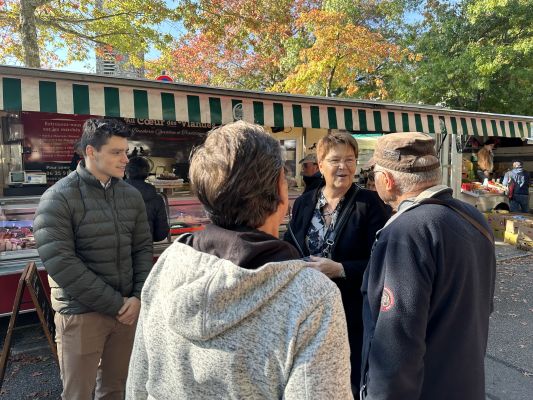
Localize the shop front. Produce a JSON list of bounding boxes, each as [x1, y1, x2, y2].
[[0, 65, 532, 314]]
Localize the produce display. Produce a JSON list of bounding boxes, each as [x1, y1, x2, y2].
[[155, 172, 180, 180], [461, 181, 507, 195]]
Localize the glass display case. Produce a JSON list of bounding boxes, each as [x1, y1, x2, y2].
[[0, 196, 43, 316], [167, 196, 209, 234], [0, 187, 299, 315], [0, 196, 40, 265]]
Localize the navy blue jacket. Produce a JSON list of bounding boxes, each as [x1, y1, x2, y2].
[[361, 189, 496, 400], [503, 167, 530, 195], [125, 179, 170, 242], [284, 183, 390, 386], [302, 172, 324, 193]]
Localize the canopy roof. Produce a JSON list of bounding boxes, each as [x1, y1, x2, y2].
[[1, 65, 531, 138]]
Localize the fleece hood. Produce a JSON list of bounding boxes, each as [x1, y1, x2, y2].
[[142, 240, 307, 341]]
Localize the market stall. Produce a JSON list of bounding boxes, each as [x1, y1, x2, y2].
[[0, 65, 532, 315], [459, 181, 509, 211]]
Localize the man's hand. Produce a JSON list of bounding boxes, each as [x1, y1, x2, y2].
[[305, 256, 345, 279], [116, 297, 141, 325]]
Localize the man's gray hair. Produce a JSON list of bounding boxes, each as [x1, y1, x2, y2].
[[374, 156, 442, 194], [190, 121, 284, 228]]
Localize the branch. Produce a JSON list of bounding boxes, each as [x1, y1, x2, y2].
[[32, 0, 53, 7], [191, 4, 284, 28], [38, 11, 143, 25], [42, 20, 137, 45], [0, 13, 18, 24]]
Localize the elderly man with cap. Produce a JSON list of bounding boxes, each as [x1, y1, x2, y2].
[[360, 132, 496, 400], [299, 153, 323, 193]]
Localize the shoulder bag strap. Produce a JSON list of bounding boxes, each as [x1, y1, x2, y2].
[[419, 198, 494, 244], [322, 185, 360, 259]]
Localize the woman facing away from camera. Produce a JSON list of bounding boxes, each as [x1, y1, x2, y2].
[[126, 121, 353, 399], [284, 132, 390, 393]]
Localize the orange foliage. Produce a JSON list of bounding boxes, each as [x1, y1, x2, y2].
[[274, 10, 401, 98]]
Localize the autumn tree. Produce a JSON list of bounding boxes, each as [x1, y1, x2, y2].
[[151, 0, 418, 98], [150, 0, 321, 90], [0, 0, 177, 68], [386, 0, 533, 114], [272, 9, 403, 98]]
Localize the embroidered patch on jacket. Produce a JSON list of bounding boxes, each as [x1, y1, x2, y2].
[[380, 287, 395, 312]]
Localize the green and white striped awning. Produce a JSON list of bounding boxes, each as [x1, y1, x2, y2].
[[1, 66, 532, 138]]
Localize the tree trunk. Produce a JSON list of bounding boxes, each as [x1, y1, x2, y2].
[[326, 65, 336, 97], [20, 0, 41, 68]]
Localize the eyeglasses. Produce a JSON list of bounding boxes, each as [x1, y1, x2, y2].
[[373, 170, 388, 182], [325, 158, 357, 167]]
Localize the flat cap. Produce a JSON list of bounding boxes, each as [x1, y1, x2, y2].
[[368, 132, 440, 173], [299, 153, 318, 164]]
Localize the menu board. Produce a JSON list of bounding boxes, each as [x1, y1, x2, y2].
[[21, 112, 211, 166], [22, 112, 89, 162]]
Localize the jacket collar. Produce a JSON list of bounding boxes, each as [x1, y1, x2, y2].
[[380, 185, 452, 232], [76, 160, 119, 190], [293, 183, 357, 254], [188, 224, 300, 270]]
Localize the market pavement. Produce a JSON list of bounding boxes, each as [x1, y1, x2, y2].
[[1, 243, 532, 399], [485, 242, 533, 400], [0, 312, 60, 399]]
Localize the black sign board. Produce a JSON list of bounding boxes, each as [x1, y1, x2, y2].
[[0, 262, 57, 390]]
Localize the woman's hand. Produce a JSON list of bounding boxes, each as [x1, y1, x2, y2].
[[305, 256, 345, 279]]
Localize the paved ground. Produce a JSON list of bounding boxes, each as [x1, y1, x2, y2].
[[485, 243, 533, 400], [1, 242, 532, 399], [0, 313, 60, 399]]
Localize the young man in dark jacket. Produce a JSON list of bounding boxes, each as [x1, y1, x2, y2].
[[125, 156, 170, 242], [34, 118, 153, 399], [360, 132, 496, 400]]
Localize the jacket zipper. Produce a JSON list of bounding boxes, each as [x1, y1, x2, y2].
[[107, 187, 123, 293]]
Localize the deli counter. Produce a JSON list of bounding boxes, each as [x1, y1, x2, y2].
[[0, 192, 209, 315]]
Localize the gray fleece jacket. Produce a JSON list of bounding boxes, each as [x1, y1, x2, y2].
[[126, 238, 352, 399]]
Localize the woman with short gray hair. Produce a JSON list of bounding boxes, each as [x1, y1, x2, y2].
[[126, 120, 353, 399], [190, 121, 285, 229]]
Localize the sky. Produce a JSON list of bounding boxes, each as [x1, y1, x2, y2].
[[57, 29, 168, 74], [55, 1, 182, 74]]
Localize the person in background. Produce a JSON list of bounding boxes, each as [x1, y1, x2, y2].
[[34, 118, 153, 400], [365, 170, 376, 191], [69, 140, 82, 171], [126, 121, 353, 399], [361, 132, 496, 400], [125, 156, 170, 242], [284, 132, 390, 393], [365, 170, 394, 215], [503, 160, 530, 213], [299, 152, 323, 193], [477, 138, 496, 182], [129, 146, 139, 159]]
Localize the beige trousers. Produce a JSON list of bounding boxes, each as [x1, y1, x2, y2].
[[54, 312, 137, 400]]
